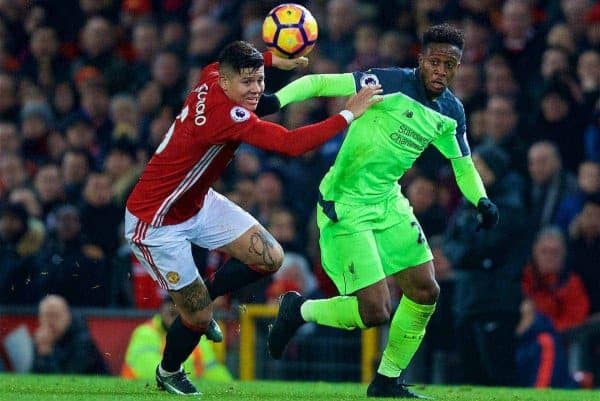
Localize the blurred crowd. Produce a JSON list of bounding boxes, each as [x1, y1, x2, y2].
[[0, 0, 599, 388]]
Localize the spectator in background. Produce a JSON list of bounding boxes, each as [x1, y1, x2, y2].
[[230, 147, 262, 182], [347, 23, 380, 72], [73, 16, 129, 94], [20, 101, 53, 167], [52, 81, 77, 127], [63, 114, 98, 160], [462, 15, 491, 65], [0, 202, 45, 305], [444, 144, 527, 386], [546, 24, 577, 56], [515, 299, 577, 388], [79, 172, 123, 259], [559, 0, 593, 45], [0, 72, 19, 121], [280, 146, 332, 226], [483, 57, 522, 111], [522, 226, 590, 331], [129, 21, 160, 91], [568, 192, 600, 315], [78, 83, 113, 164], [378, 30, 413, 68], [252, 169, 285, 226], [61, 148, 92, 205], [530, 79, 587, 172], [319, 0, 359, 68], [526, 141, 577, 233], [187, 16, 229, 67], [405, 174, 448, 237], [33, 163, 65, 224], [577, 50, 600, 110], [451, 62, 485, 118], [34, 204, 108, 306], [490, 0, 545, 88], [109, 94, 140, 144], [8, 187, 43, 219], [32, 294, 107, 374], [528, 46, 574, 103], [159, 19, 186, 54], [103, 139, 140, 207], [0, 151, 29, 201], [555, 160, 600, 231], [540, 47, 572, 84], [482, 95, 528, 175], [20, 25, 69, 91], [0, 121, 21, 155], [151, 50, 185, 111], [584, 3, 600, 49], [121, 298, 231, 381], [136, 80, 163, 146]]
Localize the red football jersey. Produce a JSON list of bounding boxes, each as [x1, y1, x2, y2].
[[127, 62, 348, 226]]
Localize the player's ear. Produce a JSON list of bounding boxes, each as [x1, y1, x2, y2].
[[218, 75, 229, 93]]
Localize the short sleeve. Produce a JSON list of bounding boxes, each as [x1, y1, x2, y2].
[[351, 68, 411, 95]]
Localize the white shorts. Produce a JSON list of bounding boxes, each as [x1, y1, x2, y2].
[[124, 188, 258, 290]]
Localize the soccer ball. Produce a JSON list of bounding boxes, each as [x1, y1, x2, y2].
[[262, 3, 318, 59]]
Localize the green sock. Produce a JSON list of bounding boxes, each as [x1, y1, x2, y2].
[[377, 296, 436, 377], [300, 296, 367, 330]]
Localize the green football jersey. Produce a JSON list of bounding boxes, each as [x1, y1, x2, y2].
[[319, 69, 469, 204], [275, 68, 483, 206]]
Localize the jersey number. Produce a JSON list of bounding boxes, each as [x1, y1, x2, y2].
[[155, 105, 189, 154], [410, 221, 427, 245]]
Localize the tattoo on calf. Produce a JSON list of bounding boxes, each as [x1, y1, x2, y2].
[[176, 280, 212, 313], [248, 231, 277, 271]]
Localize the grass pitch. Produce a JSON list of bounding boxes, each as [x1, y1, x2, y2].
[[1, 374, 598, 401]]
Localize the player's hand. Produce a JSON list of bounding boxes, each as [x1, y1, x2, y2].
[[476, 197, 499, 231], [344, 85, 383, 119], [271, 54, 309, 70]]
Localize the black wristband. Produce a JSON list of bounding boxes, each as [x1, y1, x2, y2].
[[255, 93, 281, 117]]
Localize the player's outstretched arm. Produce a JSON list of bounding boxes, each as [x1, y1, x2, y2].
[[275, 73, 357, 108], [240, 85, 382, 157]]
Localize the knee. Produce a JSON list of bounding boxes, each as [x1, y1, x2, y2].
[[260, 242, 284, 273], [359, 299, 392, 327], [410, 281, 440, 305], [181, 309, 213, 330], [271, 243, 285, 270]]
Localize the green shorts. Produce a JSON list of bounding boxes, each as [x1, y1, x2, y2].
[[317, 193, 433, 295]]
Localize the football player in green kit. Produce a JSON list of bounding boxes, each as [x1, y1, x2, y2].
[[266, 24, 499, 398]]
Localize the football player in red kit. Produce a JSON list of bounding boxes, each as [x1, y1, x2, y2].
[[124, 40, 382, 395]]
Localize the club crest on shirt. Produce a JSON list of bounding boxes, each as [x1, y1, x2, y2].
[[360, 73, 379, 87], [166, 271, 180, 284], [230, 106, 251, 123]]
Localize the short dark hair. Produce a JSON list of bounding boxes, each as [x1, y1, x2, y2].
[[422, 23, 465, 51], [218, 41, 264, 74]]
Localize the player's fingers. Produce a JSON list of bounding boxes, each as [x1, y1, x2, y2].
[[295, 57, 309, 67], [357, 85, 381, 97]]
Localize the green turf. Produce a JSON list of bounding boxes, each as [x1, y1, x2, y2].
[[1, 374, 597, 401]]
